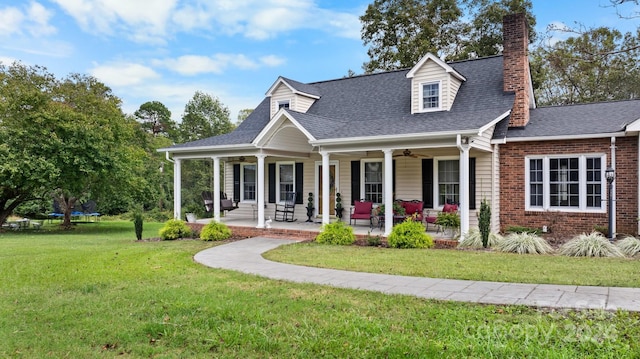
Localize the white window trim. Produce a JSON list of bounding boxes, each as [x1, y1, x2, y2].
[[524, 154, 607, 213], [418, 80, 442, 112], [240, 163, 256, 203], [434, 156, 460, 208], [360, 159, 384, 204], [276, 161, 295, 203], [277, 99, 291, 110]]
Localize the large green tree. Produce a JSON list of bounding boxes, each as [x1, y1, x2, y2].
[[532, 27, 640, 105], [359, 0, 535, 72], [134, 100, 177, 139], [0, 62, 140, 227]]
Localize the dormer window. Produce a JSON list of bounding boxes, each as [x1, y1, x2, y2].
[[421, 82, 441, 111], [278, 100, 290, 110]]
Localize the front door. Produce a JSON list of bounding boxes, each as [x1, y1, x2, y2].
[[317, 161, 339, 216]]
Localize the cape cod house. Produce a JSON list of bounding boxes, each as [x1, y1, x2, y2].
[[161, 14, 640, 238]]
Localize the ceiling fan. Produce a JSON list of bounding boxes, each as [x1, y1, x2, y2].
[[393, 149, 430, 158]]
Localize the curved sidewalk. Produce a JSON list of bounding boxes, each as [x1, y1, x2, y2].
[[194, 237, 640, 312]]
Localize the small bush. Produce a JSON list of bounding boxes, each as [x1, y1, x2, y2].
[[365, 232, 382, 246], [506, 225, 541, 235], [200, 221, 232, 241], [495, 232, 553, 254], [616, 236, 640, 257], [388, 219, 433, 249], [458, 229, 503, 249], [159, 219, 192, 240], [315, 221, 356, 245], [560, 232, 624, 257], [132, 208, 144, 241]]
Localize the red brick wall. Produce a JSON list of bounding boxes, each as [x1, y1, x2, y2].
[[500, 137, 638, 236], [503, 13, 530, 128]]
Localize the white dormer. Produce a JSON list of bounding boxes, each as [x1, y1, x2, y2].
[[266, 77, 320, 118], [406, 53, 466, 114]]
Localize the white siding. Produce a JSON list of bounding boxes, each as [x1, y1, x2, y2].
[[270, 84, 293, 117], [410, 60, 461, 113], [295, 95, 316, 113]]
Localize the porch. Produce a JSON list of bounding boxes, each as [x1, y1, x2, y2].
[[192, 216, 459, 247]]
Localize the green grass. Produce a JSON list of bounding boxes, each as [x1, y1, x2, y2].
[[1, 222, 640, 357], [264, 242, 640, 287]]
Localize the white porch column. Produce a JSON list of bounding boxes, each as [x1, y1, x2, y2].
[[256, 154, 266, 228], [213, 156, 221, 223], [383, 149, 394, 236], [321, 151, 331, 225], [173, 158, 182, 219], [458, 135, 470, 241]]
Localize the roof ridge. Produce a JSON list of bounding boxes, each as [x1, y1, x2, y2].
[[536, 98, 640, 109]]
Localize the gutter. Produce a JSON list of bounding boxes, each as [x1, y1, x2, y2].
[[311, 129, 478, 147]]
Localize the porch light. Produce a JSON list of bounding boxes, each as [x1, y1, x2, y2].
[[605, 167, 615, 241]]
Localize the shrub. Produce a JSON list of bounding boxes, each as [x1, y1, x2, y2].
[[388, 219, 433, 249], [200, 221, 232, 241], [365, 232, 382, 246], [495, 232, 553, 255], [132, 208, 144, 241], [315, 221, 355, 245], [616, 236, 640, 257], [435, 212, 460, 231], [478, 199, 491, 248], [458, 228, 503, 249], [506, 225, 541, 235], [559, 232, 624, 257], [159, 219, 192, 240]]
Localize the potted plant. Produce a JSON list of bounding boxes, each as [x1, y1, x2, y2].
[[184, 203, 199, 223], [335, 193, 344, 220], [306, 192, 314, 222], [435, 211, 460, 237]]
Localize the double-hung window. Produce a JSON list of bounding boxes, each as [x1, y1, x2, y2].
[[277, 162, 294, 202], [437, 159, 459, 206], [525, 155, 605, 211], [362, 160, 383, 203], [241, 163, 256, 201], [421, 82, 441, 111]]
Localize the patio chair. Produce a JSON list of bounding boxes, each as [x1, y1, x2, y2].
[[219, 192, 239, 213], [425, 203, 458, 232], [274, 192, 297, 222], [349, 200, 373, 226], [202, 191, 214, 212]]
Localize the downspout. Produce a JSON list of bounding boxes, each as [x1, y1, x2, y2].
[[611, 136, 617, 237]]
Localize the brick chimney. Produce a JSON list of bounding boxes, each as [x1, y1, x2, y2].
[[503, 13, 530, 128]]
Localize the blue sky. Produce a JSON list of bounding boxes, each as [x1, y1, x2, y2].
[[1, 0, 638, 123]]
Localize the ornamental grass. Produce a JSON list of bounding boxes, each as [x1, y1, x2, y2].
[[458, 228, 503, 249], [495, 232, 553, 255], [615, 236, 640, 257], [559, 232, 624, 258]]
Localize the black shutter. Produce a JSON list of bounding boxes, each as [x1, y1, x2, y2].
[[233, 164, 240, 201], [469, 158, 476, 210], [350, 160, 360, 205], [422, 159, 433, 208], [295, 162, 303, 204], [268, 163, 276, 203]]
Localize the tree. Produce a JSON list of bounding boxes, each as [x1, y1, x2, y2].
[[178, 91, 234, 142], [360, 0, 463, 72], [532, 27, 640, 105], [134, 100, 177, 139], [0, 62, 141, 227], [359, 0, 536, 72], [236, 108, 253, 125]]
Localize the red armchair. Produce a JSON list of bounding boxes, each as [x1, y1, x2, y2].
[[400, 200, 424, 221], [425, 203, 458, 231], [350, 200, 373, 226]]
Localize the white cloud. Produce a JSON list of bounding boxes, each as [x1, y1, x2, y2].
[[0, 2, 56, 37], [153, 53, 283, 75], [0, 56, 19, 65], [90, 62, 160, 87]]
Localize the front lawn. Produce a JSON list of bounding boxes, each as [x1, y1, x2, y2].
[[264, 242, 640, 287], [1, 222, 639, 357]]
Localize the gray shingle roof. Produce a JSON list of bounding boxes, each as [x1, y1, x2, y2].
[[168, 55, 516, 149], [495, 100, 640, 141]]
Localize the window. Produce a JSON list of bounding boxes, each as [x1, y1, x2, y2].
[[277, 162, 294, 202], [437, 159, 459, 206], [277, 100, 290, 110], [362, 160, 383, 203], [525, 155, 605, 211], [421, 82, 440, 111], [241, 163, 256, 201]]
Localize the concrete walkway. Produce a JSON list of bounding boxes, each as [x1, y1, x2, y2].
[[194, 237, 640, 312]]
